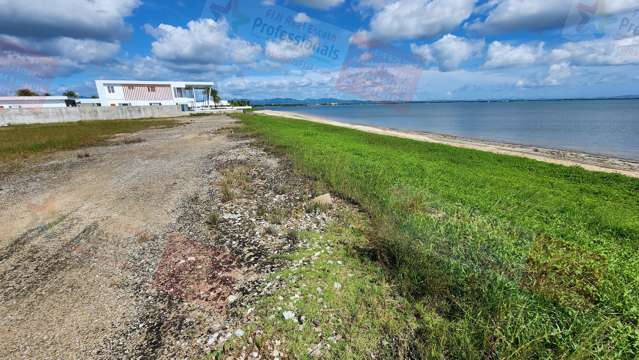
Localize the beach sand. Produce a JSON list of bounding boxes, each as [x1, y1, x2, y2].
[[256, 110, 639, 179]]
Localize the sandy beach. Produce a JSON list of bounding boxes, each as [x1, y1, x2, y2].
[[256, 110, 639, 179]]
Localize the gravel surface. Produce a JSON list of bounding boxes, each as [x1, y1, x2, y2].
[[0, 115, 343, 359]]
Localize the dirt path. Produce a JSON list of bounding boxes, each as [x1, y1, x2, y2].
[[257, 110, 639, 178], [0, 116, 240, 359]]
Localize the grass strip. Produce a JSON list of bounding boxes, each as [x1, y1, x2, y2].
[[236, 113, 639, 358], [0, 118, 180, 164]]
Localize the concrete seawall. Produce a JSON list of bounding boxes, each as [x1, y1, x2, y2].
[[0, 106, 185, 126]]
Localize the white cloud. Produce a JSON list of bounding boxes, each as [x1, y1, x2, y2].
[[0, 0, 140, 41], [353, 0, 395, 15], [369, 0, 475, 40], [411, 34, 484, 71], [482, 36, 639, 70], [291, 0, 345, 9], [350, 31, 374, 48], [355, 0, 394, 11], [0, 0, 138, 78], [410, 43, 435, 63], [294, 13, 312, 23], [219, 69, 341, 99], [0, 34, 120, 82], [544, 62, 572, 86], [146, 19, 262, 65], [44, 38, 120, 64], [549, 36, 639, 66], [470, 0, 639, 34], [266, 36, 319, 61], [113, 55, 248, 82], [359, 51, 374, 62], [484, 41, 545, 68]]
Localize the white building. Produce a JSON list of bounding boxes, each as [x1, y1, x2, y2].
[[95, 80, 216, 109], [0, 96, 69, 109]]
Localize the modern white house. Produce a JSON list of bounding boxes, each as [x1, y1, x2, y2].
[[0, 96, 70, 109], [95, 80, 217, 109]]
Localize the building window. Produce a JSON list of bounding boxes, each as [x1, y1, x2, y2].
[[147, 86, 156, 92], [107, 85, 115, 94], [174, 88, 184, 98], [128, 86, 135, 90]]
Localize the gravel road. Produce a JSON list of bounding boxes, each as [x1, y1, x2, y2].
[[0, 116, 239, 358]]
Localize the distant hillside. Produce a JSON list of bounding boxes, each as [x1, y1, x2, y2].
[[251, 98, 366, 106]]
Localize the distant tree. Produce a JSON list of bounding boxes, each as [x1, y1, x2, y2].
[[63, 90, 79, 98], [16, 88, 39, 96], [91, 95, 99, 99], [43, 92, 51, 96], [230, 99, 251, 107], [211, 89, 221, 107]]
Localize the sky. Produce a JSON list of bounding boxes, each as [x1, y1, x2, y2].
[[1, 0, 639, 101]]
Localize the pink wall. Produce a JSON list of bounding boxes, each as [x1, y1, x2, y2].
[[122, 85, 173, 101]]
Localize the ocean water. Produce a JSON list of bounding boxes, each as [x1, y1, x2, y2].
[[271, 100, 639, 160]]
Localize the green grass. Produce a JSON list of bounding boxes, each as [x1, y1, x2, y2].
[[235, 113, 639, 358], [0, 118, 179, 164], [213, 208, 417, 359]]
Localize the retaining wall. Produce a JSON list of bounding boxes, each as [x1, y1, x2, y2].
[[0, 106, 185, 126]]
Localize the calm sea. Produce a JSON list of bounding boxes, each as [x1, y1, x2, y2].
[[271, 100, 639, 160]]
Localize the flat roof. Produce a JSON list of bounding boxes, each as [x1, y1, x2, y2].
[[0, 96, 68, 101], [96, 80, 214, 86]]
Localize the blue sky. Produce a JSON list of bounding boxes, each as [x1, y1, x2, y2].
[[1, 0, 638, 100]]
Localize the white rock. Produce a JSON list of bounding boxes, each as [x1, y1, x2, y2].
[[308, 343, 322, 357], [234, 329, 245, 337], [207, 333, 218, 346], [311, 193, 333, 206], [283, 311, 296, 320], [334, 282, 342, 290]]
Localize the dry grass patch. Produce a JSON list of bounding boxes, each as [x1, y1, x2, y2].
[[0, 119, 178, 165], [522, 235, 606, 309], [219, 165, 251, 202]]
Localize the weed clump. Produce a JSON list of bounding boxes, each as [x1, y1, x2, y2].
[[207, 211, 221, 227], [219, 165, 251, 202]]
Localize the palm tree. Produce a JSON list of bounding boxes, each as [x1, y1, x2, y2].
[[211, 89, 221, 108]]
